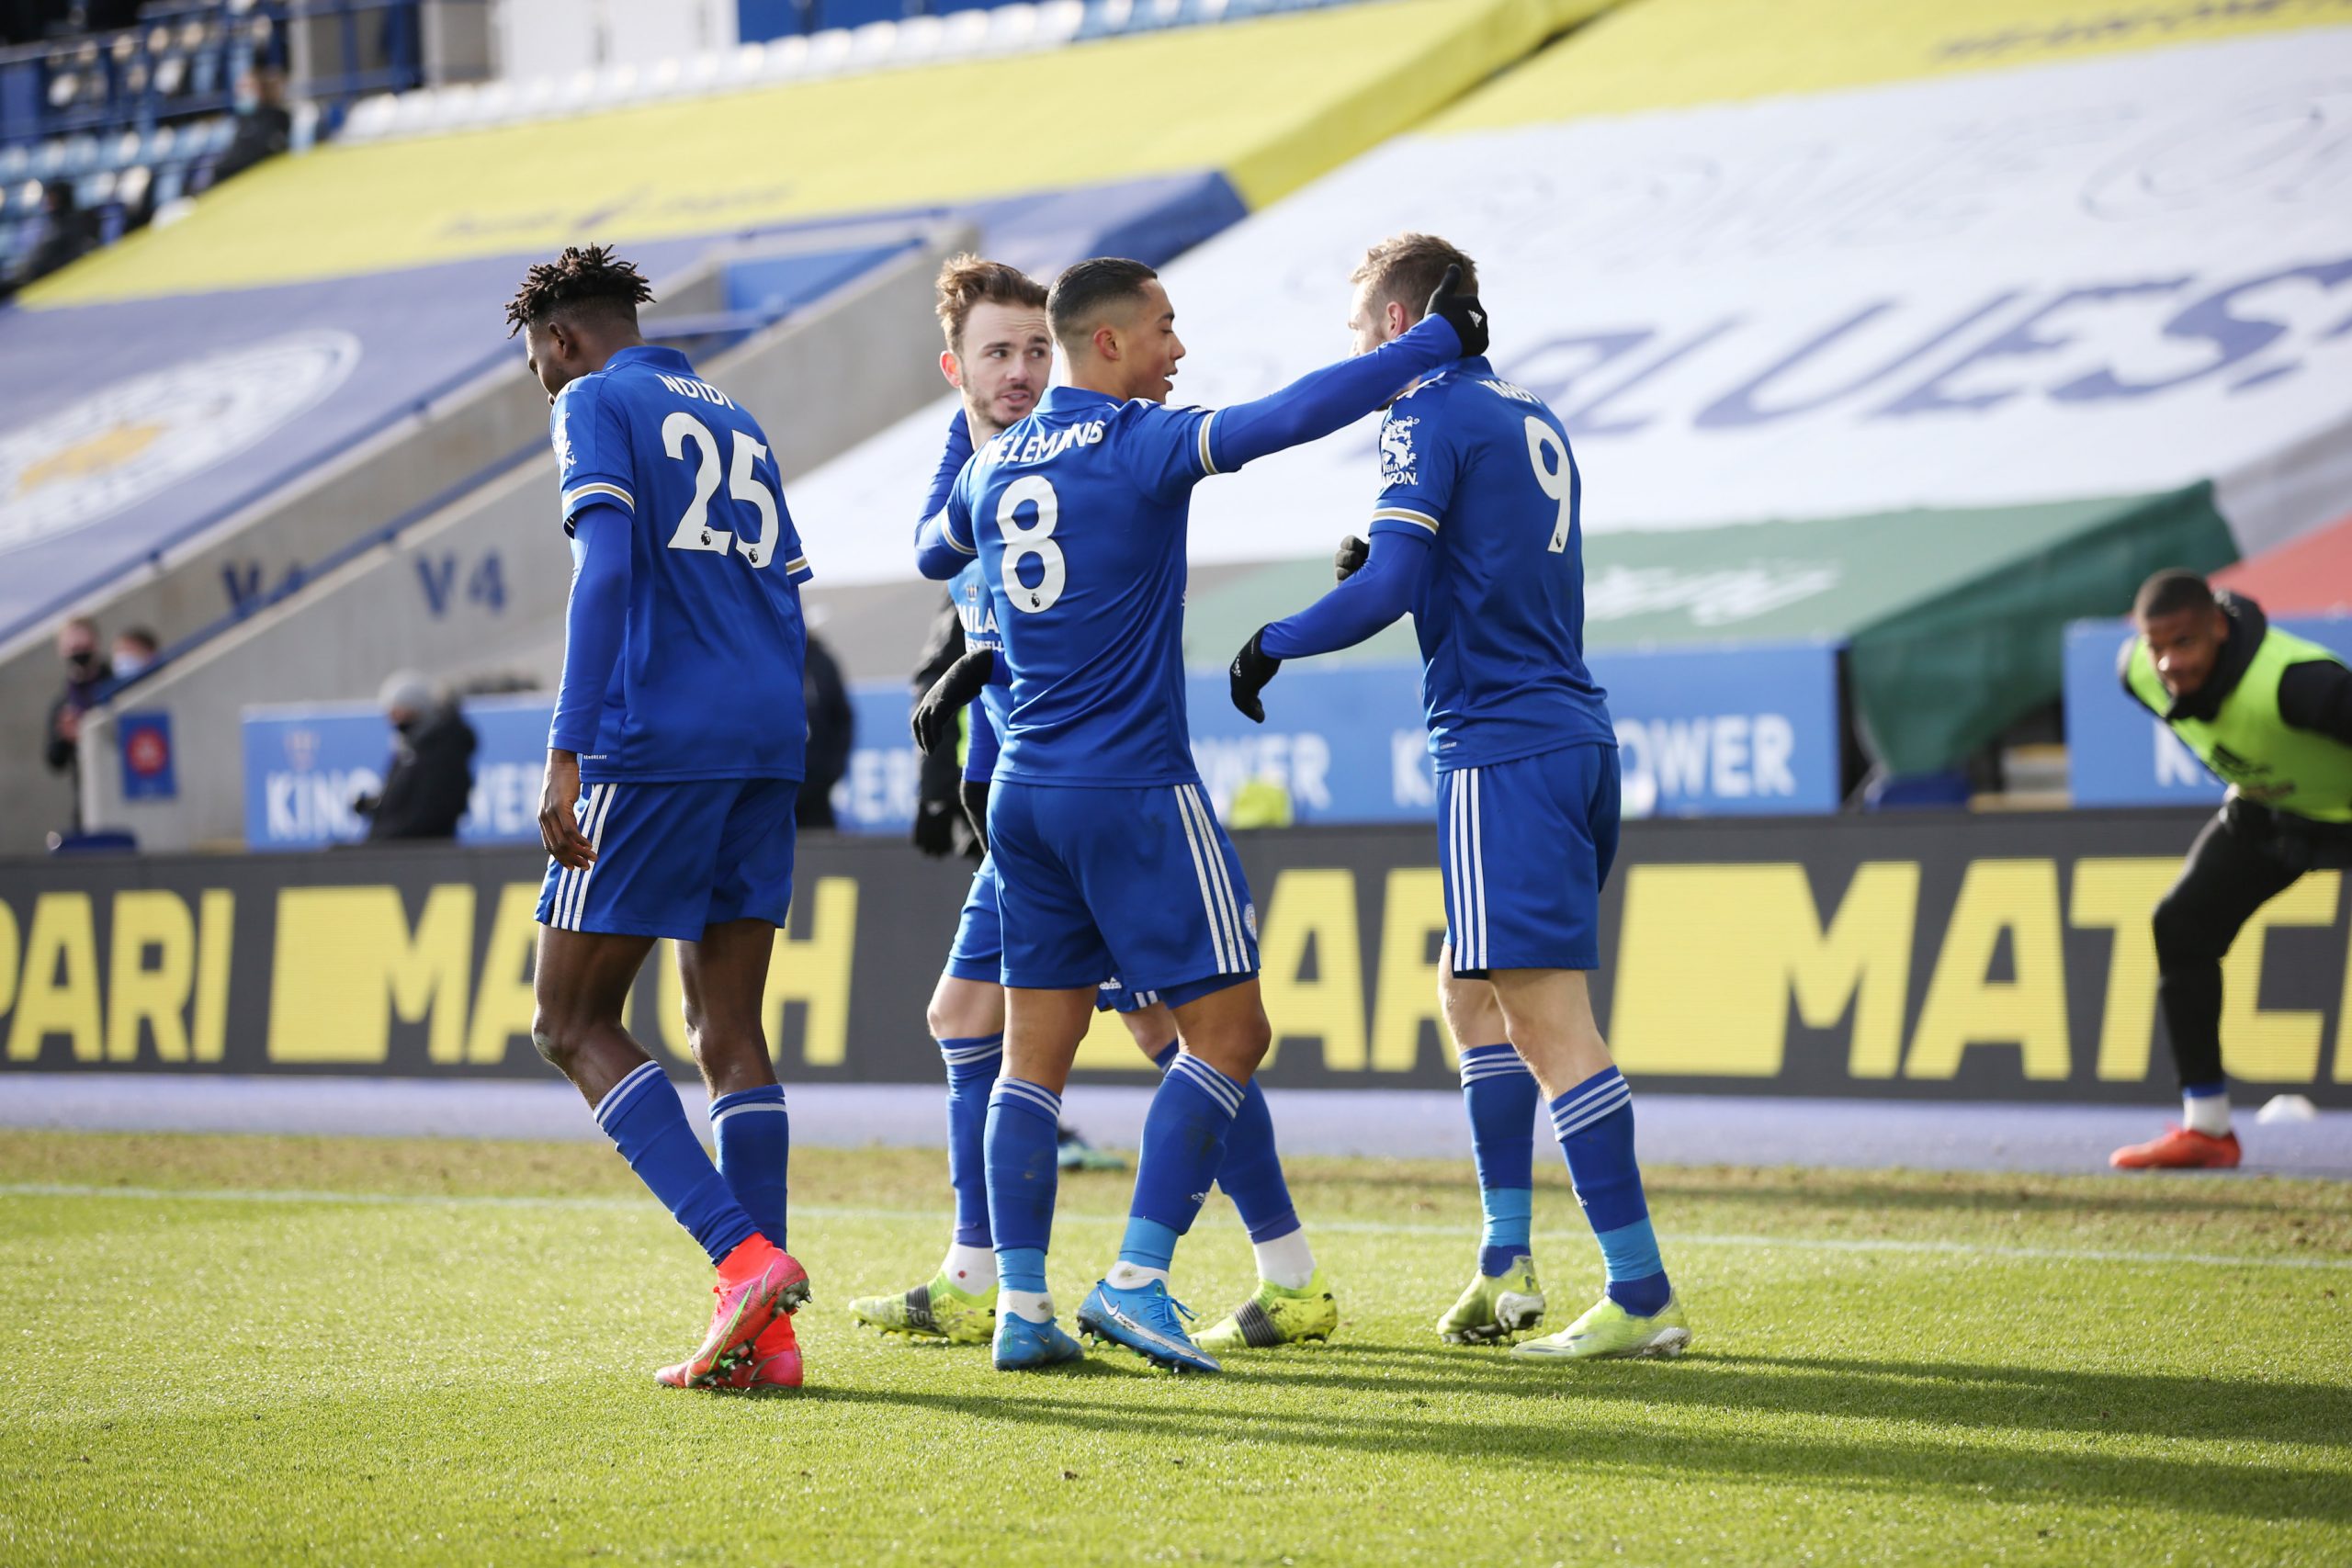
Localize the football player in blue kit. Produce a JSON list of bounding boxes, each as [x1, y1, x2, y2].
[[510, 246, 814, 1392], [852, 256, 1338, 1356], [1229, 233, 1691, 1361], [914, 254, 1487, 1373]]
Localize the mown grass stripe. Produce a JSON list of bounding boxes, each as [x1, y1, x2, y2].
[[7, 1181, 2346, 1271]]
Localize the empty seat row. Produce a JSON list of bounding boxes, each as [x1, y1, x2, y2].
[[339, 0, 1357, 145]]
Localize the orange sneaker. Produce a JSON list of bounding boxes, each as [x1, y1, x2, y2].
[[2110, 1124, 2241, 1170], [657, 1235, 809, 1387], [736, 1312, 804, 1391], [657, 1312, 804, 1393]]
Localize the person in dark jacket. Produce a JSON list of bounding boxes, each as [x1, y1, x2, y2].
[[42, 615, 108, 831], [211, 67, 293, 186], [797, 630, 854, 829], [356, 672, 477, 841], [2110, 571, 2352, 1169]]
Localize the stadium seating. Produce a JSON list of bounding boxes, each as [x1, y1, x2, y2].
[[17, 0, 1581, 852]]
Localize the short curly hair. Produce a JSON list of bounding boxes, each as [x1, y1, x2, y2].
[[504, 243, 655, 337], [1351, 233, 1477, 321], [935, 253, 1047, 352]]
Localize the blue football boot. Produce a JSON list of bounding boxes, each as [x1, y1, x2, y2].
[[1077, 1279, 1220, 1374], [991, 1310, 1085, 1371]]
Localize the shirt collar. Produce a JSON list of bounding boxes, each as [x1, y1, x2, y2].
[[606, 344, 695, 375], [1041, 385, 1121, 414]]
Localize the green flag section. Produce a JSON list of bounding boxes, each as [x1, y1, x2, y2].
[[1181, 486, 2238, 775]]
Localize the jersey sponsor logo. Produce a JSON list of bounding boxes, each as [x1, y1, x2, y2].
[[0, 331, 359, 552], [1378, 416, 1419, 486]]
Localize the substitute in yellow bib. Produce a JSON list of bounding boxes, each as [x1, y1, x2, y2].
[[2112, 570, 2352, 1170]]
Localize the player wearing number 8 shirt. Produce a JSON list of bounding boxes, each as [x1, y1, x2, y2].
[[913, 254, 1485, 1374], [509, 246, 812, 1393], [1232, 234, 1690, 1363]]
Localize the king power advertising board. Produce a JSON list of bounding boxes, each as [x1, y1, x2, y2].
[[241, 642, 1840, 849], [2066, 615, 2352, 807], [6, 811, 2347, 1106]]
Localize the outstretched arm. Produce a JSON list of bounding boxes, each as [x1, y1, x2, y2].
[[1230, 532, 1430, 722], [1260, 530, 1431, 659], [1204, 266, 1487, 474]]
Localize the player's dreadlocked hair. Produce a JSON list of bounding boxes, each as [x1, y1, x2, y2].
[[503, 244, 655, 337], [935, 254, 1047, 353]]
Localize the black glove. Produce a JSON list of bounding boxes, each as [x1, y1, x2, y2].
[[1229, 627, 1282, 724], [911, 648, 994, 757], [958, 776, 990, 854], [1334, 535, 1369, 581], [1424, 262, 1488, 358], [911, 797, 958, 858]]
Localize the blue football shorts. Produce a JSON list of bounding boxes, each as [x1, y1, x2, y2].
[[944, 856, 1170, 1014], [1440, 742, 1619, 978], [536, 777, 799, 942], [987, 779, 1258, 1004], [944, 853, 1004, 984]]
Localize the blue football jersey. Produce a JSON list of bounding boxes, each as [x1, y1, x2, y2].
[[1367, 357, 1614, 771], [942, 385, 1216, 786], [552, 344, 813, 783]]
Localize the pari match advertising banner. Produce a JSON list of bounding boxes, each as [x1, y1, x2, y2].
[[6, 810, 2346, 1106], [2065, 615, 2352, 807], [242, 642, 1841, 850]]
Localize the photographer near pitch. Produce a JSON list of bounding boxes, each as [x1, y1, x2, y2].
[[2111, 569, 2352, 1170]]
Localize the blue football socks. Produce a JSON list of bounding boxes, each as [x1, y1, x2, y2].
[[594, 1059, 757, 1265], [1117, 1050, 1246, 1278], [709, 1081, 789, 1252], [1151, 1040, 1302, 1247], [1549, 1066, 1670, 1317], [940, 1033, 1004, 1248], [987, 1077, 1064, 1312], [1459, 1042, 1538, 1276]]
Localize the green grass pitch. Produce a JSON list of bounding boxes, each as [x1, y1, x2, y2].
[[2, 1130, 2346, 1566]]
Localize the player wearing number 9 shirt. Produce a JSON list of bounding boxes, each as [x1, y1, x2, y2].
[[1232, 234, 1690, 1364], [509, 246, 812, 1393], [912, 254, 1484, 1374]]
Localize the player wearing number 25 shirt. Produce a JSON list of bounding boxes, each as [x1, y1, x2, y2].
[[510, 246, 812, 1395]]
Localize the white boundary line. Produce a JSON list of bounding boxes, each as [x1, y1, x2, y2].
[[7, 1182, 2348, 1271]]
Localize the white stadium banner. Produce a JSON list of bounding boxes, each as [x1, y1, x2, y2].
[[795, 28, 2352, 585]]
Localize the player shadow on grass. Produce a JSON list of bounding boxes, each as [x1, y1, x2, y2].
[[790, 1376, 2348, 1526], [1192, 1346, 2352, 1455], [1645, 1170, 2339, 1222]]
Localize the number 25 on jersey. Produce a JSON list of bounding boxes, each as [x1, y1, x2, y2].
[[662, 412, 780, 568]]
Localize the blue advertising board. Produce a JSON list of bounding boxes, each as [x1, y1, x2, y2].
[[2065, 615, 2352, 807], [242, 695, 563, 851], [243, 642, 1842, 847], [831, 642, 1842, 834]]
